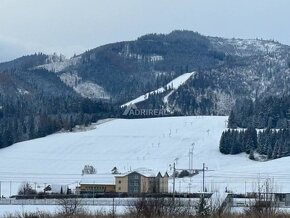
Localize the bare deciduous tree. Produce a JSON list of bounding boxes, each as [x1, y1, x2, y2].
[[57, 198, 83, 217], [245, 178, 278, 218], [18, 182, 37, 196], [127, 196, 192, 218]]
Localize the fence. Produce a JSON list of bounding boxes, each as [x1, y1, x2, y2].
[[0, 198, 132, 206]]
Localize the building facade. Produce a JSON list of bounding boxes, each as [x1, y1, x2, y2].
[[115, 171, 169, 194], [79, 183, 115, 195]]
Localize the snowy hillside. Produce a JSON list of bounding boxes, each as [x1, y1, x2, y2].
[[34, 55, 80, 73], [210, 37, 285, 57], [121, 72, 195, 107], [34, 56, 110, 99], [0, 116, 289, 197], [59, 72, 110, 99]]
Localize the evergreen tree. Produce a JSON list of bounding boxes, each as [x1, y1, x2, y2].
[[230, 130, 241, 154], [220, 130, 234, 154], [228, 110, 237, 128], [267, 144, 273, 159], [249, 149, 255, 160], [272, 141, 279, 159], [244, 127, 257, 154], [219, 132, 228, 154]]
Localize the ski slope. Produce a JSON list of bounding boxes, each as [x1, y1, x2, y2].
[[121, 72, 195, 107], [0, 116, 290, 198]]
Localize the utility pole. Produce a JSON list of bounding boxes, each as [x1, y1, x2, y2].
[[169, 159, 178, 201], [188, 149, 191, 171], [173, 162, 176, 201], [203, 163, 205, 192], [9, 181, 11, 197], [9, 181, 12, 204], [192, 163, 211, 193], [245, 181, 247, 205], [93, 181, 95, 205], [202, 163, 208, 192], [189, 143, 194, 171], [112, 198, 115, 218]]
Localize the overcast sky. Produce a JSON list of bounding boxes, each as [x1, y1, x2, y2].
[[0, 0, 289, 62]]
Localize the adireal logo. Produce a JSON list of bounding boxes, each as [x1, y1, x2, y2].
[[123, 103, 138, 116], [122, 103, 167, 116]]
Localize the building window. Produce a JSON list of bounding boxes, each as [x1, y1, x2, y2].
[[118, 180, 121, 184], [118, 187, 121, 191]]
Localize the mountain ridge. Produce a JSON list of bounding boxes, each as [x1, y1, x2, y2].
[[1, 30, 290, 116]]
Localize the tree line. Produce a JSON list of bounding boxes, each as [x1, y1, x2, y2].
[[0, 59, 120, 149], [0, 94, 116, 149], [220, 128, 290, 160], [228, 96, 290, 129]]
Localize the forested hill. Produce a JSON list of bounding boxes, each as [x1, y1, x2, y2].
[[23, 30, 290, 116], [2, 30, 290, 148], [0, 54, 117, 149]]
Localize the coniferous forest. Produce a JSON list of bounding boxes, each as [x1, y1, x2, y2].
[[227, 96, 290, 129], [0, 94, 116, 149], [0, 57, 118, 149], [220, 128, 290, 160], [220, 95, 290, 160]]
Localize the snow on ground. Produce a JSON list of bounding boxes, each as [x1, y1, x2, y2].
[[59, 72, 110, 99], [0, 205, 58, 216], [210, 37, 283, 57], [0, 115, 290, 201], [34, 56, 110, 99], [35, 56, 80, 73], [121, 72, 195, 107], [0, 198, 197, 216], [163, 90, 175, 104], [73, 81, 110, 99], [17, 88, 29, 96], [0, 204, 126, 216]]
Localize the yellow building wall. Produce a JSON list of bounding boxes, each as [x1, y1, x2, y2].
[[115, 173, 169, 194], [160, 177, 169, 193], [80, 184, 115, 193], [140, 176, 151, 193], [115, 176, 128, 193]]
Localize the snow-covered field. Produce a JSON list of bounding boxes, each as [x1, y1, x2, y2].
[[0, 204, 126, 217], [0, 116, 290, 205]]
